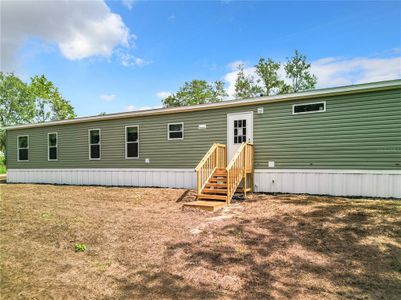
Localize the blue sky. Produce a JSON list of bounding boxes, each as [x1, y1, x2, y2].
[[2, 0, 401, 117]]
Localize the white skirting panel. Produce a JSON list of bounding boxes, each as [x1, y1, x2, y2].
[[254, 169, 401, 198], [7, 168, 401, 198], [7, 168, 196, 189]]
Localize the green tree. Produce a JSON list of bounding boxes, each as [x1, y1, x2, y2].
[[284, 50, 317, 92], [29, 75, 75, 122], [234, 64, 262, 99], [234, 50, 317, 98], [255, 58, 290, 95], [0, 73, 35, 152], [0, 72, 76, 152], [162, 80, 227, 107]]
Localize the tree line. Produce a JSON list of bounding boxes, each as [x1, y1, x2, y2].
[[0, 50, 317, 152], [162, 50, 316, 107], [0, 73, 76, 151]]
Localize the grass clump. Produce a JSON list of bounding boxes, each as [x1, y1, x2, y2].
[[0, 154, 6, 174], [74, 243, 87, 252]]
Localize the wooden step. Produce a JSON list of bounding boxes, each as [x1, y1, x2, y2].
[[197, 194, 227, 201], [213, 171, 227, 175], [205, 183, 227, 188], [209, 178, 227, 183], [202, 188, 228, 194], [183, 201, 226, 212]]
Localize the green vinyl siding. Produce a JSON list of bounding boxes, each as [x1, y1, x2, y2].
[[6, 88, 401, 170]]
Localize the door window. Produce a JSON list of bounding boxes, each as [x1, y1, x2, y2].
[[234, 119, 247, 144]]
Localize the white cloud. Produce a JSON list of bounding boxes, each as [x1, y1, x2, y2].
[[156, 91, 172, 99], [100, 94, 116, 102], [125, 104, 135, 111], [168, 15, 175, 22], [1, 0, 133, 71], [122, 0, 135, 10], [124, 104, 162, 112], [227, 60, 246, 71], [224, 54, 401, 98], [311, 56, 401, 88], [224, 63, 259, 98], [138, 105, 163, 110], [120, 53, 150, 67]]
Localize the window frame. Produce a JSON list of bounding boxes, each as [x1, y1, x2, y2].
[[47, 132, 58, 161], [167, 122, 184, 141], [17, 135, 29, 162], [292, 101, 326, 115], [125, 125, 139, 159], [88, 129, 101, 160]]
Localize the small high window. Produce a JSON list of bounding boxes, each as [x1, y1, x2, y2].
[[17, 135, 29, 161], [89, 129, 101, 160], [293, 101, 326, 115], [48, 132, 58, 161], [125, 126, 139, 159], [168, 123, 184, 140]]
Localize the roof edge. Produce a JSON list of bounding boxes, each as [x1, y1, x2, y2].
[[5, 79, 401, 131]]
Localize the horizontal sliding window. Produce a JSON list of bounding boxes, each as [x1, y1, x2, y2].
[[168, 122, 184, 140], [17, 135, 29, 161], [293, 101, 326, 114], [125, 126, 139, 159], [48, 132, 58, 161], [89, 129, 101, 160]]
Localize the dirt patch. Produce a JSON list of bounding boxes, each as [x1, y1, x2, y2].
[[1, 185, 400, 299]]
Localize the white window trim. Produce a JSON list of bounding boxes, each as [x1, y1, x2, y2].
[[167, 122, 184, 141], [125, 125, 139, 159], [292, 101, 326, 115], [17, 135, 29, 162], [47, 132, 58, 161], [88, 129, 101, 160]]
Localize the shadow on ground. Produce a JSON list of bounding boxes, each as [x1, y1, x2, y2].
[[156, 196, 401, 299]]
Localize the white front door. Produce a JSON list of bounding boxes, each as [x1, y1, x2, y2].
[[227, 112, 254, 161]]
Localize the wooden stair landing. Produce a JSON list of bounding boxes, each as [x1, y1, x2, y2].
[[183, 200, 226, 212]]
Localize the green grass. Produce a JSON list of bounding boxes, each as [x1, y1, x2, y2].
[[0, 163, 6, 174]]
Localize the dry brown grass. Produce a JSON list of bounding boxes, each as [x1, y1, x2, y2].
[[1, 184, 400, 299]]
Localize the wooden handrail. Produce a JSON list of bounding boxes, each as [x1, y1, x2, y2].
[[226, 143, 253, 203], [195, 143, 226, 195]]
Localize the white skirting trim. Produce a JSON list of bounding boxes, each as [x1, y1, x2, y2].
[[254, 169, 401, 198], [7, 168, 196, 189], [7, 168, 401, 198]]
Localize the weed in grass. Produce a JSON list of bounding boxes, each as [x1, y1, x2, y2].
[[74, 243, 87, 252], [214, 238, 225, 245]]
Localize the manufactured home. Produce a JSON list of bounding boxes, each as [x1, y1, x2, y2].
[[5, 80, 401, 200]]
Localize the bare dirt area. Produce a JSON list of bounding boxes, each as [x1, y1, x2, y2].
[[1, 184, 400, 299]]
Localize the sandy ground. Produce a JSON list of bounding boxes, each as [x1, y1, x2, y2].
[[1, 184, 400, 299]]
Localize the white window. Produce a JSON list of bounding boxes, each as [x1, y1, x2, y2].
[[88, 129, 101, 160], [48, 132, 58, 161], [125, 126, 139, 159], [292, 101, 326, 115], [168, 122, 184, 140], [17, 135, 29, 161]]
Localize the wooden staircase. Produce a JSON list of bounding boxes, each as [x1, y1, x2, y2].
[[184, 143, 254, 212], [197, 168, 228, 201]]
